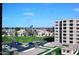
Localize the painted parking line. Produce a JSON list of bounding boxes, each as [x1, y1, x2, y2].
[[74, 49, 79, 55], [41, 47, 58, 55]]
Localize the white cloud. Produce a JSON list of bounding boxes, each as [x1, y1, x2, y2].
[[73, 8, 79, 11], [24, 12, 34, 16]]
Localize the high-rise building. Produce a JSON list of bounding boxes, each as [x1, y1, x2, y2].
[[54, 19, 79, 45]]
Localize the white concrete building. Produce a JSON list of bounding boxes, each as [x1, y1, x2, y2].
[[36, 29, 53, 37], [54, 21, 61, 43], [6, 29, 15, 36], [61, 45, 77, 55], [54, 19, 79, 45], [54, 19, 79, 55], [17, 29, 28, 36], [62, 19, 79, 45]]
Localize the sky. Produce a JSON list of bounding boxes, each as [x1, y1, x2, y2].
[[2, 3, 79, 27]]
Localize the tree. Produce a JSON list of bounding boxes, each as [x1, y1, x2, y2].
[[15, 27, 20, 36], [43, 36, 54, 42]]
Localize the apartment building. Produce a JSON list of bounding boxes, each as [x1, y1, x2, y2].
[[54, 19, 79, 45], [36, 29, 53, 37], [54, 20, 62, 43]]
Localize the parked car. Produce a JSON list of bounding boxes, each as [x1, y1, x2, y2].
[[28, 42, 35, 47]]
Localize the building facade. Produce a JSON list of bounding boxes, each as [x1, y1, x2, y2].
[[54, 19, 79, 45], [54, 20, 62, 43]]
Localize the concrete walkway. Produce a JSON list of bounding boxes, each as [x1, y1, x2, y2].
[[74, 49, 79, 55], [41, 47, 58, 55], [18, 48, 46, 55], [22, 47, 35, 52]]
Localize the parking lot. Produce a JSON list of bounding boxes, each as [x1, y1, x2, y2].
[[19, 47, 46, 55]]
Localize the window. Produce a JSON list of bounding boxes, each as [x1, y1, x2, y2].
[[56, 27, 58, 29], [63, 27, 66, 29], [76, 38, 79, 40], [56, 37, 58, 38], [76, 31, 79, 33], [56, 24, 58, 26], [63, 37, 66, 39], [76, 27, 79, 29], [70, 31, 73, 33], [55, 34, 58, 35], [63, 20, 66, 22], [77, 42, 79, 44], [70, 38, 73, 40], [63, 50, 65, 52], [67, 50, 69, 53], [63, 24, 66, 26], [63, 40, 66, 43], [70, 24, 73, 26], [63, 31, 66, 33], [70, 41, 73, 43], [70, 34, 73, 36], [76, 24, 79, 26], [70, 20, 73, 22], [76, 20, 79, 22], [63, 34, 66, 36], [70, 27, 73, 29], [77, 35, 79, 37], [56, 31, 58, 32]]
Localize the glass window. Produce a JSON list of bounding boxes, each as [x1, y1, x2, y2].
[[70, 41, 73, 43], [63, 20, 66, 22], [70, 20, 73, 22], [63, 27, 66, 29], [70, 31, 73, 33], [67, 50, 69, 53], [63, 40, 66, 43], [70, 24, 73, 26]]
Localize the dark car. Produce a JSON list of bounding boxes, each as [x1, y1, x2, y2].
[[15, 42, 22, 45], [28, 42, 35, 47]]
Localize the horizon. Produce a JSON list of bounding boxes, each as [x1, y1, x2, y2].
[[2, 3, 79, 27]]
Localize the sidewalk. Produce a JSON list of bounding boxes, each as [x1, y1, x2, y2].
[[74, 49, 79, 55], [41, 47, 58, 55]]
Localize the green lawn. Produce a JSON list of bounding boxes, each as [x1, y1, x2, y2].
[[14, 36, 43, 43], [77, 51, 79, 55], [2, 36, 43, 44], [43, 47, 61, 55], [54, 48, 61, 55], [2, 36, 12, 44]]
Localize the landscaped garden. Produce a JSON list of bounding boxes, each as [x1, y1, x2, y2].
[[77, 51, 79, 55], [2, 36, 44, 44], [54, 48, 61, 55]]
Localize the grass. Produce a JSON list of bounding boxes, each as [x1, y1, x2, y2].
[[2, 36, 43, 44], [77, 51, 79, 55], [14, 36, 43, 43], [2, 36, 12, 44], [44, 47, 61, 55], [45, 51, 52, 55], [54, 48, 61, 55]]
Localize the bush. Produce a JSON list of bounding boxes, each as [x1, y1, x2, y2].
[[43, 36, 54, 42]]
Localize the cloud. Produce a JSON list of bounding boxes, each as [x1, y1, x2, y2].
[[23, 12, 34, 16], [73, 8, 79, 11]]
